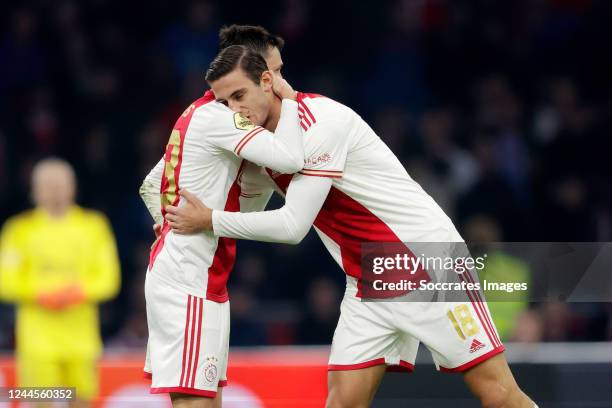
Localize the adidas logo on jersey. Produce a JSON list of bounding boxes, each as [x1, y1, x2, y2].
[[469, 339, 485, 353]]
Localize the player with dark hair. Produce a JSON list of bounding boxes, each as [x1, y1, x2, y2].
[[165, 25, 538, 408], [218, 24, 285, 54], [139, 43, 302, 407]]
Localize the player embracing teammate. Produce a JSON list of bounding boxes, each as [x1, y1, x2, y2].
[[143, 25, 538, 408]]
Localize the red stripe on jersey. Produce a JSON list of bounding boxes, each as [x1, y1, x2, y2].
[[297, 93, 316, 124], [264, 169, 429, 297], [298, 109, 312, 127], [191, 297, 203, 388], [161, 92, 215, 215], [205, 161, 246, 302], [148, 222, 170, 271], [299, 121, 308, 131], [235, 127, 264, 155], [300, 102, 316, 124], [265, 169, 293, 192], [314, 187, 429, 297], [184, 296, 197, 387], [153, 92, 215, 270], [179, 295, 192, 387]]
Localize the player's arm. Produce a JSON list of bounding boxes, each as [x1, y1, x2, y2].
[[165, 112, 347, 241], [139, 157, 164, 224], [206, 78, 304, 174], [81, 214, 121, 302], [0, 219, 36, 302], [213, 173, 332, 244], [239, 162, 275, 213]]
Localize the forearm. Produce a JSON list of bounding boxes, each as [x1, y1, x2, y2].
[[212, 175, 332, 244], [240, 99, 304, 174], [213, 207, 302, 243], [139, 158, 164, 224]]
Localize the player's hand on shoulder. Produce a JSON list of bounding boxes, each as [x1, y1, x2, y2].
[[272, 75, 297, 101]]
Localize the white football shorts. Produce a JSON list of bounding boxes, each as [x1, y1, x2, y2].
[[329, 279, 504, 373], [144, 272, 229, 397]]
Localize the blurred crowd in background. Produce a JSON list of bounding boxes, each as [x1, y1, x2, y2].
[[1, 0, 611, 350]]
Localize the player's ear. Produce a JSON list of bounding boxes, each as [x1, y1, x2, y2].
[[260, 71, 273, 92]]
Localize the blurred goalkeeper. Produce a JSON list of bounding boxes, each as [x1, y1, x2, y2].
[[0, 157, 120, 407]]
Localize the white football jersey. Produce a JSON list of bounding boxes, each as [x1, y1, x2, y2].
[[143, 91, 303, 302], [265, 93, 461, 296]]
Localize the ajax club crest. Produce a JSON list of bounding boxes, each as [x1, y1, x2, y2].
[[203, 356, 219, 386]]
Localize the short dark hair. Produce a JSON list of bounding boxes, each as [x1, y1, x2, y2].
[[218, 24, 284, 56], [205, 45, 268, 84]]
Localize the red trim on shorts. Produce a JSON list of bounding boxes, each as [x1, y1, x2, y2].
[[386, 360, 415, 372], [191, 297, 204, 388], [328, 357, 413, 372], [218, 380, 228, 387], [185, 295, 198, 387], [143, 371, 152, 379], [328, 357, 386, 371], [439, 345, 505, 373], [458, 273, 498, 348], [464, 271, 502, 347], [399, 360, 414, 369], [179, 295, 192, 387], [151, 387, 217, 398]]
